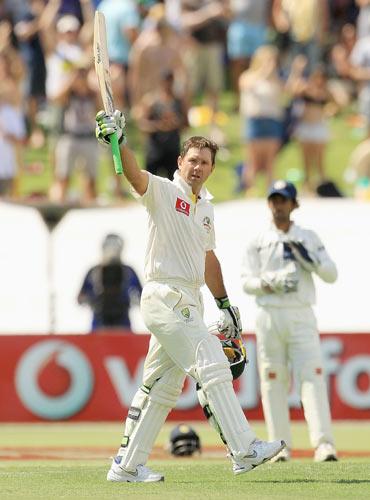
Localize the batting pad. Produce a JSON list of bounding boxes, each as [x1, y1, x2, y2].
[[197, 384, 227, 445], [259, 362, 292, 447], [196, 337, 256, 459], [118, 367, 185, 470]]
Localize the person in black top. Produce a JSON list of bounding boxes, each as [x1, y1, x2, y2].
[[77, 233, 142, 332], [135, 70, 188, 180]]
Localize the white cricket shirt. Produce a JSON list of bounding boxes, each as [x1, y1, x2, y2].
[[241, 221, 337, 307], [133, 171, 216, 287]]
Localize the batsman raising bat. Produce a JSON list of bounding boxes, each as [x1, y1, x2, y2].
[[95, 108, 286, 482]]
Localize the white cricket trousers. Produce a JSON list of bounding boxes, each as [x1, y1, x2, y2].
[[256, 305, 334, 449], [118, 281, 256, 469]]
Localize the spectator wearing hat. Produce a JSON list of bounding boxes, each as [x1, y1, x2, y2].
[[241, 180, 338, 463]]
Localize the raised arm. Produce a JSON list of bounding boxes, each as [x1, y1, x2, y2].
[[121, 144, 149, 196], [95, 110, 149, 195]]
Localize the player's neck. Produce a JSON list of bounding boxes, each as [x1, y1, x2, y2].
[[274, 220, 292, 232]]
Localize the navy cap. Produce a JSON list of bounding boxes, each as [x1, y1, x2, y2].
[[267, 180, 297, 200]]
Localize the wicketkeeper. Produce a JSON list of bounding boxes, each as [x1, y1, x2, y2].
[[241, 180, 338, 462], [95, 110, 285, 483]]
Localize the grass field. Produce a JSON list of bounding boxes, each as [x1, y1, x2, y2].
[[1, 421, 369, 499]]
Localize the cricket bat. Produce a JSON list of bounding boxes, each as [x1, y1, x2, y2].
[[93, 11, 123, 175]]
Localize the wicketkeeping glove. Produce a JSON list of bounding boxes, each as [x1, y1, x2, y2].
[[95, 109, 126, 146], [262, 274, 298, 293], [215, 296, 242, 339], [262, 262, 299, 293], [287, 240, 320, 273]]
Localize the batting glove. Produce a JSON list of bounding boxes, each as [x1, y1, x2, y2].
[[287, 240, 320, 273], [95, 109, 126, 146], [215, 296, 242, 339]]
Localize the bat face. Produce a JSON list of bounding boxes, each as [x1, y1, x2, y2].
[[93, 11, 123, 175], [94, 11, 115, 115]]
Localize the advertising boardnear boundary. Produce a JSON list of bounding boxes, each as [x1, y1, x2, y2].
[[0, 334, 369, 421]]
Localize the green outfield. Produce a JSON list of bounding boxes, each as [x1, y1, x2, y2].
[[0, 421, 369, 499]]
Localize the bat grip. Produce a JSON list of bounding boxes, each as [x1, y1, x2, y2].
[[110, 132, 123, 175]]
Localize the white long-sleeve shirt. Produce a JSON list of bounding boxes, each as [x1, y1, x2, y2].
[[241, 222, 337, 308]]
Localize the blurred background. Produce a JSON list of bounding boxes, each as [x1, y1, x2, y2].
[[1, 0, 370, 204]]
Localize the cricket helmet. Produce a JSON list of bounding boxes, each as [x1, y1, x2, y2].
[[169, 424, 201, 457], [102, 233, 123, 262], [221, 339, 247, 380]]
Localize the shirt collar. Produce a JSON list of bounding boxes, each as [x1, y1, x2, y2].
[[173, 170, 213, 201], [270, 220, 296, 236]]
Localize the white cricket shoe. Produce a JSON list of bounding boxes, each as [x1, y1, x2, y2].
[[314, 443, 338, 462], [107, 456, 164, 482], [233, 439, 286, 475], [271, 447, 291, 463]]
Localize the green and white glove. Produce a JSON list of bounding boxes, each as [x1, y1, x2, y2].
[[215, 296, 242, 339], [95, 109, 126, 146]]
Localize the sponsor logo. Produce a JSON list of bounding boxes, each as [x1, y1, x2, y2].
[[175, 197, 190, 216], [15, 340, 93, 420], [181, 307, 190, 319], [202, 216, 212, 233], [274, 180, 287, 189]]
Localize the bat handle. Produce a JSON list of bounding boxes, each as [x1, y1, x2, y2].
[[110, 131, 123, 175]]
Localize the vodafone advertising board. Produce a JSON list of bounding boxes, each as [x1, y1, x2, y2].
[[0, 334, 369, 422]]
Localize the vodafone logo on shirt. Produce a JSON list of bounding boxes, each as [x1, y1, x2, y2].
[[175, 197, 190, 216]]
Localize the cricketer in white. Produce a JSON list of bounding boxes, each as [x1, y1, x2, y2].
[[95, 110, 285, 482], [241, 180, 338, 463]]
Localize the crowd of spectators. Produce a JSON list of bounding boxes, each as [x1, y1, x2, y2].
[[0, 0, 370, 202]]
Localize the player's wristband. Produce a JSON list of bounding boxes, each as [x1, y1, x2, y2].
[[215, 296, 230, 309]]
